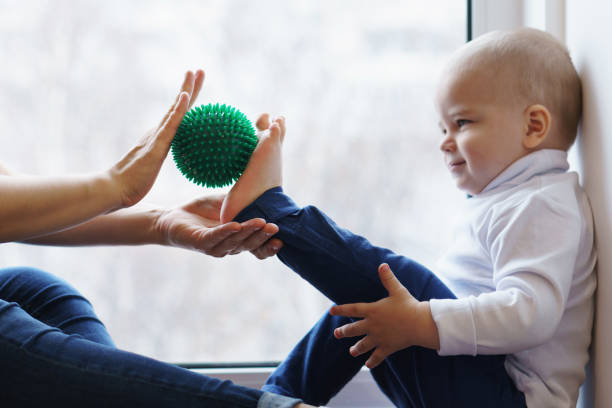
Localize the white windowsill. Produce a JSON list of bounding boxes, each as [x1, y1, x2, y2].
[[193, 367, 392, 407]]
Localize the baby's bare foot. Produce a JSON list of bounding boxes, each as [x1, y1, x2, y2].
[[220, 115, 285, 223]]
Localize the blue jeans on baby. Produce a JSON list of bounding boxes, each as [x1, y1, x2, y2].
[[234, 187, 527, 408], [0, 266, 299, 407]]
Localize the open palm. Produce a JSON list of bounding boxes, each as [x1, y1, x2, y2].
[[157, 195, 281, 258]]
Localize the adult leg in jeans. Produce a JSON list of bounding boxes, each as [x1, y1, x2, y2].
[[234, 188, 526, 408], [0, 266, 299, 408], [0, 266, 116, 346]]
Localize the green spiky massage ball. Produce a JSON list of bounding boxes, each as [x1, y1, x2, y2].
[[172, 103, 257, 188]]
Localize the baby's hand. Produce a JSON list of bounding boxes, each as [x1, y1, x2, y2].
[[330, 264, 440, 369]]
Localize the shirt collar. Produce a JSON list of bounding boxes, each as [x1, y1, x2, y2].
[[477, 149, 569, 196]]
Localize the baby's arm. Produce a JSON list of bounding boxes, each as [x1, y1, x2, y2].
[[432, 194, 587, 355], [330, 192, 586, 365]]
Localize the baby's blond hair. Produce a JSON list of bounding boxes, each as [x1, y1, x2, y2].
[[450, 28, 581, 149]]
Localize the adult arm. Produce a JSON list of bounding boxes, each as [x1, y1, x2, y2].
[[0, 172, 120, 243], [20, 197, 282, 258], [1, 71, 282, 258], [0, 70, 203, 243], [1, 161, 281, 257]]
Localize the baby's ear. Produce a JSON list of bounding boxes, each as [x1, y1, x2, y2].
[[522, 104, 551, 149]]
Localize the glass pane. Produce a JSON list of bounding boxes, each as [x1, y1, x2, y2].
[[0, 0, 466, 362]]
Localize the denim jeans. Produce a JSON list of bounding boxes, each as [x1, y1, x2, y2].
[[0, 266, 300, 408], [234, 187, 527, 408]]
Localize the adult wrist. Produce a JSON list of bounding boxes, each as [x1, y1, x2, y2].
[[111, 204, 168, 246], [149, 207, 171, 246], [93, 170, 125, 213]]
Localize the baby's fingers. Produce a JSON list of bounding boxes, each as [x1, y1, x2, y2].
[[349, 336, 376, 358], [334, 319, 367, 339], [330, 303, 368, 318], [365, 348, 389, 369]]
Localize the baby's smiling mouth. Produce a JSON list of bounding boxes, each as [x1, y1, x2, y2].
[[448, 159, 466, 169]]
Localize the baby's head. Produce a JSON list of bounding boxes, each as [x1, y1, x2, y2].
[[436, 27, 581, 195]]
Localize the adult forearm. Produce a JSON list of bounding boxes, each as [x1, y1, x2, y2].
[[20, 205, 166, 247], [0, 172, 121, 243]]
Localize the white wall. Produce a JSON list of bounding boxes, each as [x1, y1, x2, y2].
[[565, 2, 612, 407]]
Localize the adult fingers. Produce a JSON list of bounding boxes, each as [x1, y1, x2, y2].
[[334, 320, 368, 340], [197, 223, 242, 254], [156, 92, 190, 147], [233, 230, 275, 253], [159, 71, 195, 128], [239, 218, 268, 230], [221, 219, 276, 256], [187, 69, 205, 110], [236, 222, 279, 251], [330, 303, 368, 319], [256, 113, 271, 130], [207, 223, 266, 256], [250, 238, 283, 259], [178, 70, 196, 104], [227, 228, 273, 255]]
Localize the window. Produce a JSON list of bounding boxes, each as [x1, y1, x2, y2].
[[0, 0, 467, 364]]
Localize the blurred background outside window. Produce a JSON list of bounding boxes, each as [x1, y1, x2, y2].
[[0, 0, 466, 363]]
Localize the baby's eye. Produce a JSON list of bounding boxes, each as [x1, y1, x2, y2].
[[456, 119, 471, 128]]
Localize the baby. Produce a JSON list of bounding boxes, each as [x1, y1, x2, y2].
[[221, 27, 596, 408]]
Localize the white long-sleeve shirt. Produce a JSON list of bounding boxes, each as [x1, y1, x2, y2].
[[429, 149, 596, 408]]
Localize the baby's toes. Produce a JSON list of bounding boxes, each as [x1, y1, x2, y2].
[[274, 116, 286, 141], [269, 123, 282, 142], [256, 113, 271, 131]]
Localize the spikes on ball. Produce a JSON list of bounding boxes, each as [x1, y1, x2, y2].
[[171, 103, 257, 188]]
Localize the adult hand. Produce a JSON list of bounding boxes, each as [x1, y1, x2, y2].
[[156, 194, 283, 258], [108, 69, 204, 209]]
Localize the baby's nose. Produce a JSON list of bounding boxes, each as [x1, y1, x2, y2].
[[439, 135, 456, 152]]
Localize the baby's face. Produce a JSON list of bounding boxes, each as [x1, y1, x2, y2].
[[435, 66, 528, 195]]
